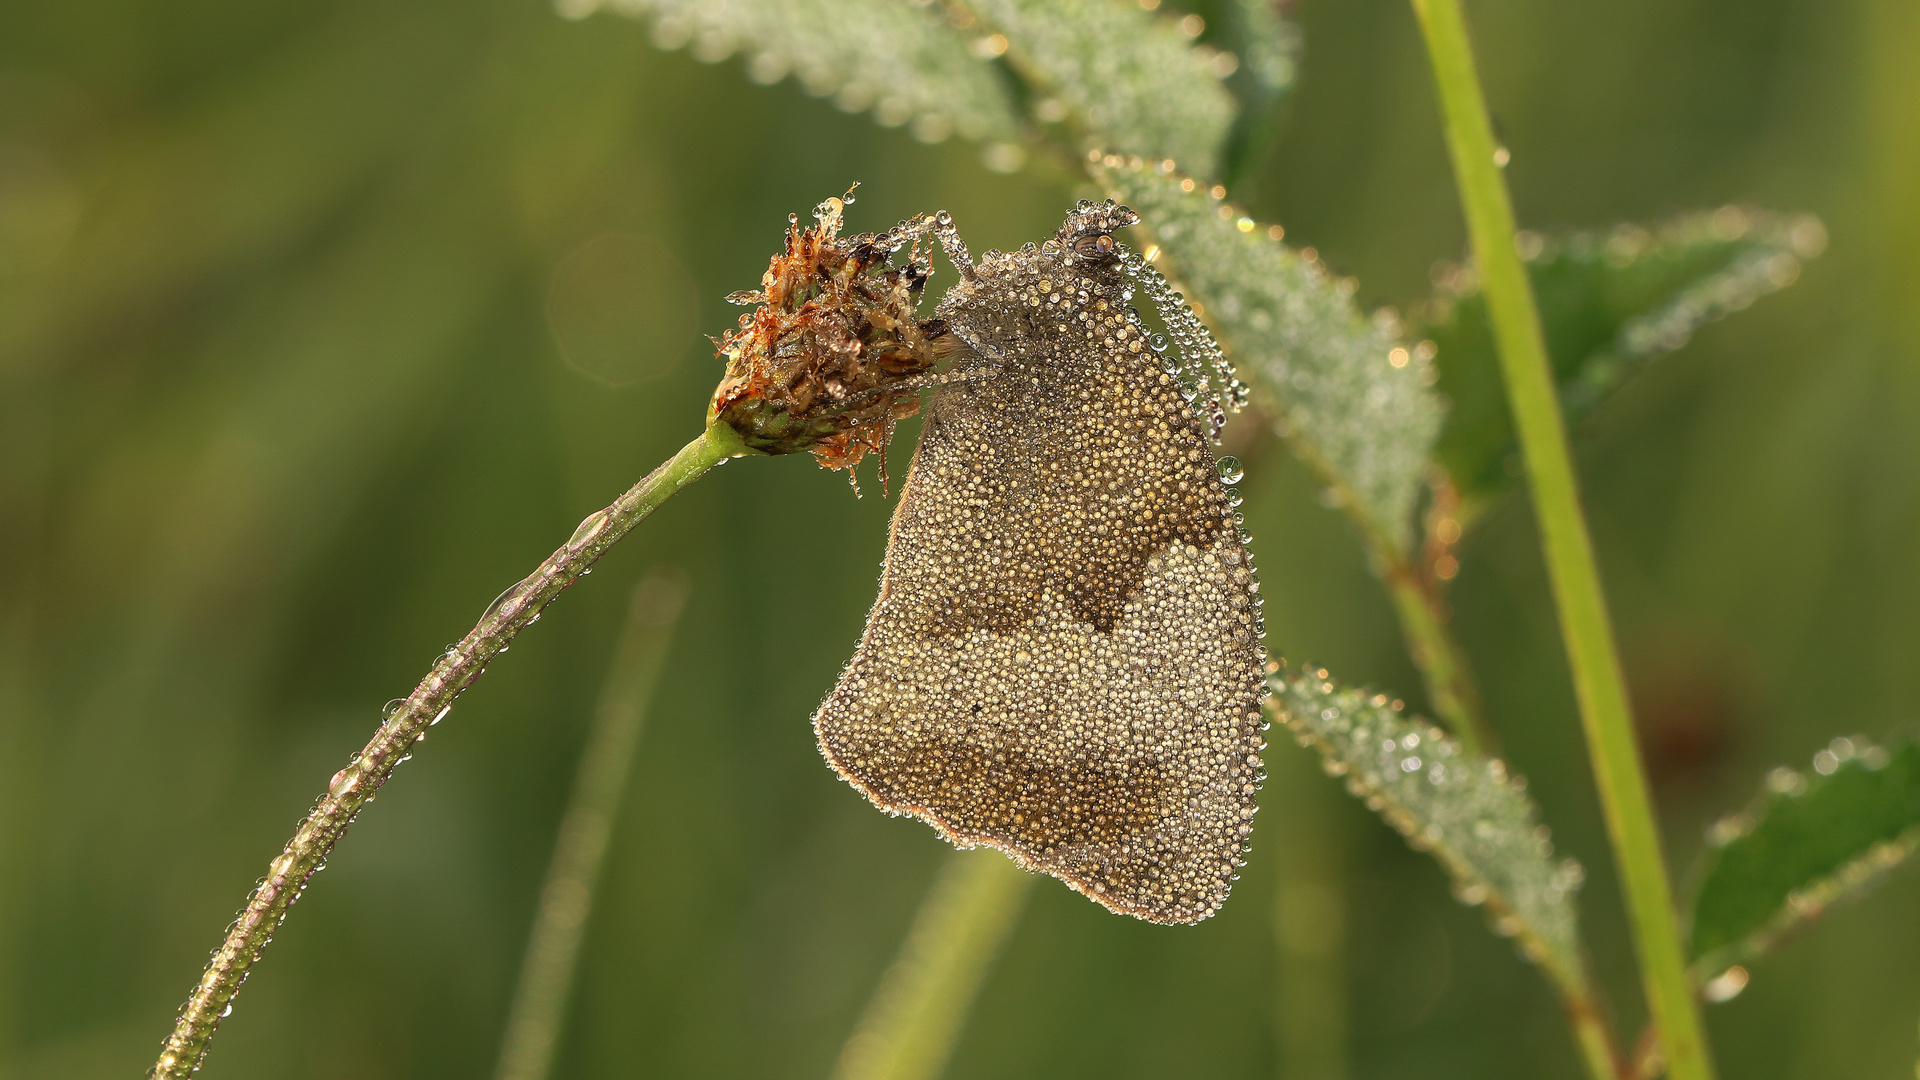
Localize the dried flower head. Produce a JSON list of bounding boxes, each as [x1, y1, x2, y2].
[[709, 190, 944, 474]]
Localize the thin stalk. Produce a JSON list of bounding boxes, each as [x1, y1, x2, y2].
[[493, 569, 690, 1080], [148, 422, 750, 1080], [1559, 980, 1635, 1076], [1405, 4, 1716, 1079], [829, 850, 1033, 1080], [1380, 552, 1493, 756], [1284, 427, 1497, 756]]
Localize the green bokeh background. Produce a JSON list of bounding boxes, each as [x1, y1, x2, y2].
[[2, 0, 1916, 1077]]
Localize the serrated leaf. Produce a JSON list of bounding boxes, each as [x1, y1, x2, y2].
[[966, 0, 1237, 177], [1421, 208, 1828, 508], [587, 0, 1022, 145], [1273, 668, 1589, 992], [1096, 158, 1444, 552], [1691, 737, 1920, 972]]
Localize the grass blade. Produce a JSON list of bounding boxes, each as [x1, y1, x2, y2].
[[1407, 1, 1715, 1075], [829, 850, 1033, 1080], [494, 569, 690, 1080]]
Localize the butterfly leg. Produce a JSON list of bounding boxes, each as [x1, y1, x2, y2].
[[879, 210, 977, 283]]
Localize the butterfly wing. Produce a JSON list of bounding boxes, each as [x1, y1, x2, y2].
[[813, 256, 1265, 925]]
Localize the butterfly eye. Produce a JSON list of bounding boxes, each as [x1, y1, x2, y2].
[[1073, 233, 1117, 262]]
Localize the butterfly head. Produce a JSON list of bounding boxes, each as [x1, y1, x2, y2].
[[1053, 199, 1139, 283]]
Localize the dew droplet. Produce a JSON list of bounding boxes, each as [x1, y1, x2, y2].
[[1215, 456, 1245, 484], [1703, 965, 1750, 1003], [1148, 332, 1170, 352]]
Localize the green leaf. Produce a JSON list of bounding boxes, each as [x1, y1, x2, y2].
[[1225, 0, 1301, 100], [966, 0, 1237, 177], [1420, 207, 1828, 508], [586, 0, 1022, 146], [1691, 736, 1920, 974], [591, 0, 1242, 178], [1217, 0, 1301, 187], [1273, 667, 1589, 994], [1095, 157, 1444, 552]]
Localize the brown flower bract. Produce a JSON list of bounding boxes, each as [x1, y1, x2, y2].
[[709, 194, 940, 473]]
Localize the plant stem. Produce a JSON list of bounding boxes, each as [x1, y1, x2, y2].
[[493, 569, 689, 1080], [830, 850, 1033, 1080], [1560, 981, 1630, 1080], [1405, 3, 1715, 1079], [147, 422, 749, 1080], [1380, 552, 1494, 756]]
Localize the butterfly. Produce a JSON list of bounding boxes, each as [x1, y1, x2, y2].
[[813, 201, 1267, 925]]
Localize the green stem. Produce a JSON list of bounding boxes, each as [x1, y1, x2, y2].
[[830, 850, 1033, 1080], [1405, 4, 1715, 1080], [147, 422, 748, 1080], [493, 569, 690, 1080], [1380, 552, 1495, 756], [1560, 983, 1630, 1080]]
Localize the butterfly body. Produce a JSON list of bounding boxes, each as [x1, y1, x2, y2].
[[813, 203, 1265, 924]]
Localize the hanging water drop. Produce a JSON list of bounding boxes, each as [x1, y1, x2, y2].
[[1215, 456, 1245, 484]]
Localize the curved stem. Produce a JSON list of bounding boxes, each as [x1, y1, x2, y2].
[[1404, 3, 1716, 1079], [148, 422, 749, 1080]]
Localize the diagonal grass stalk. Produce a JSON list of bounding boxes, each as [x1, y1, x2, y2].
[[493, 569, 690, 1080], [830, 850, 1033, 1080], [147, 422, 749, 1080], [1405, 2, 1716, 1078]]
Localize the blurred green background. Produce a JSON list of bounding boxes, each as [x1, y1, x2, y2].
[[2, 0, 1916, 1077]]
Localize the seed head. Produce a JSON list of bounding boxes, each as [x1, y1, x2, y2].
[[709, 191, 940, 474]]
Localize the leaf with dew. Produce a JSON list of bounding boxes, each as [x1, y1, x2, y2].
[[964, 0, 1238, 177], [1418, 207, 1828, 514], [583, 0, 1022, 147], [1224, 0, 1300, 100], [1096, 157, 1444, 553], [1217, 0, 1301, 184], [1272, 667, 1589, 995], [1690, 736, 1920, 982]]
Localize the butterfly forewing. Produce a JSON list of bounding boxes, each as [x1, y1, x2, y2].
[[813, 206, 1265, 925]]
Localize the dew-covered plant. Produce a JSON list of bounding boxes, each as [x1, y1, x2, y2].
[[142, 2, 1908, 1080]]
